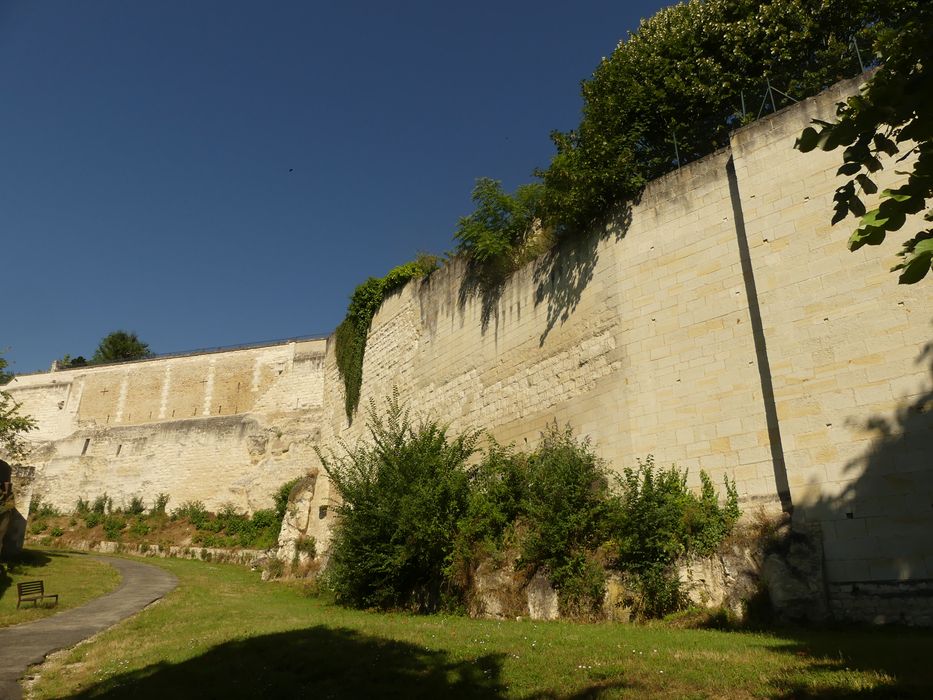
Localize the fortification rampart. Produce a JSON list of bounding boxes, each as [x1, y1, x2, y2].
[[4, 338, 327, 520], [6, 76, 933, 623]]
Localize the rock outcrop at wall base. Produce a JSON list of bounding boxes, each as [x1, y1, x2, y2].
[[463, 516, 831, 624], [29, 537, 271, 567]]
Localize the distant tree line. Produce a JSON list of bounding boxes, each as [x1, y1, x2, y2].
[[57, 330, 153, 369]]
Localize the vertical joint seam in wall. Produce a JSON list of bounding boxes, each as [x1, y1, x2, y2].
[[726, 155, 793, 513]]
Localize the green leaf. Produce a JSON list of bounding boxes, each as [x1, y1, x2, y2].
[[858, 208, 890, 229], [848, 226, 886, 251], [880, 189, 913, 202]]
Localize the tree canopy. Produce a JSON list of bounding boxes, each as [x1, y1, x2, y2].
[[91, 331, 153, 364], [796, 3, 932, 282], [0, 353, 35, 460], [535, 0, 919, 236]]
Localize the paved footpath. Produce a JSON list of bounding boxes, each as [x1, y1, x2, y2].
[[0, 555, 178, 700]]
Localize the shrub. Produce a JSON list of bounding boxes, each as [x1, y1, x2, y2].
[[29, 520, 48, 535], [103, 515, 126, 540], [75, 497, 90, 515], [29, 495, 60, 518], [518, 424, 614, 616], [320, 394, 479, 611], [130, 519, 150, 537], [610, 456, 740, 618], [454, 442, 527, 560], [295, 535, 317, 559], [455, 178, 547, 270], [84, 512, 102, 529], [264, 557, 285, 580], [91, 494, 112, 515], [173, 500, 209, 528], [50, 526, 64, 537], [126, 496, 145, 516], [273, 478, 300, 523], [151, 493, 170, 515]]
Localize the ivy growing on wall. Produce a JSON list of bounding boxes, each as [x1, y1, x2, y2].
[[334, 256, 439, 422]]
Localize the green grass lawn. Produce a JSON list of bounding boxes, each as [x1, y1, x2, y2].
[[25, 556, 933, 699], [0, 549, 121, 628]]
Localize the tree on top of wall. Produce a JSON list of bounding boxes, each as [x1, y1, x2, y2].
[[91, 331, 153, 364], [537, 0, 920, 239], [0, 353, 36, 460], [796, 3, 932, 282]]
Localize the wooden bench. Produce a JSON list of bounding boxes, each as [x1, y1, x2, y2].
[[16, 580, 59, 609]]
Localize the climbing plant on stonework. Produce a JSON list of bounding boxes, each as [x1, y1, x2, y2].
[[334, 256, 438, 423], [796, 4, 932, 282]]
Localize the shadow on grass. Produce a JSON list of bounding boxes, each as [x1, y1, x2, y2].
[[62, 626, 497, 699], [59, 624, 628, 700], [1, 548, 59, 598], [762, 625, 933, 699]]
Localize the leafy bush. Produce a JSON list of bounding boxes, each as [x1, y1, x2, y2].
[[538, 0, 920, 236], [321, 394, 479, 611], [50, 526, 64, 537], [151, 493, 170, 515], [29, 495, 60, 518], [315, 394, 740, 620], [84, 512, 102, 529], [518, 424, 615, 616], [91, 494, 112, 515], [126, 496, 146, 516], [295, 535, 317, 558], [273, 479, 300, 523], [28, 520, 48, 535], [455, 442, 527, 557], [611, 456, 740, 618], [103, 515, 126, 540], [75, 497, 90, 515], [455, 179, 547, 271], [172, 500, 208, 527]]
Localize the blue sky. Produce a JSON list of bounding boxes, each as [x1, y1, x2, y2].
[[1, 0, 668, 374]]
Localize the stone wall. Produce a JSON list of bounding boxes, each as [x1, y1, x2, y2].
[[4, 339, 327, 518], [6, 75, 933, 623]]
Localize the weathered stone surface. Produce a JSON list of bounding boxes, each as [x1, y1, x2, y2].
[[4, 76, 933, 624], [469, 558, 525, 620], [525, 571, 560, 621]]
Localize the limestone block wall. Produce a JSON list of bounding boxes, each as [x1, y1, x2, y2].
[[730, 79, 933, 620], [318, 149, 779, 511], [5, 339, 326, 514], [309, 75, 932, 622]]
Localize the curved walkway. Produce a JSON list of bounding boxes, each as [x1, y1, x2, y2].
[[0, 555, 177, 700]]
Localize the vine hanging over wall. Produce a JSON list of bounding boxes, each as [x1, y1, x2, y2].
[[334, 255, 438, 423]]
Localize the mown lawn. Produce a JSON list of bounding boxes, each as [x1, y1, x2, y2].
[[0, 549, 120, 628], [27, 556, 933, 699]]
